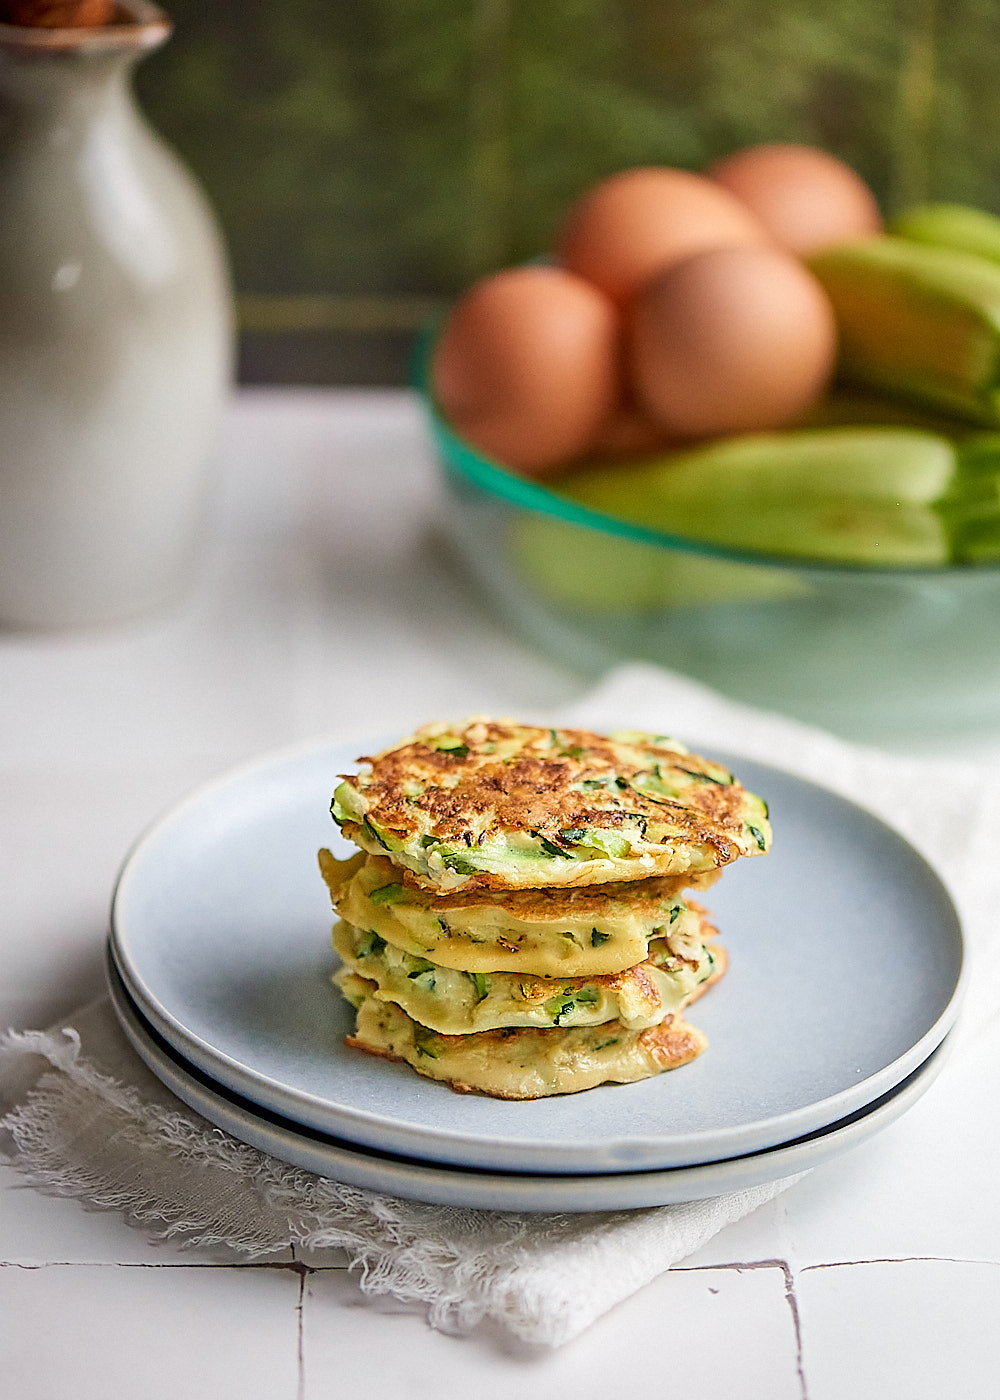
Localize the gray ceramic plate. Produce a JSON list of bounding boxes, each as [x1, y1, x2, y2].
[[106, 952, 953, 1212], [109, 736, 965, 1175]]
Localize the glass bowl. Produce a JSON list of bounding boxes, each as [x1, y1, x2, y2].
[[415, 338, 1000, 742]]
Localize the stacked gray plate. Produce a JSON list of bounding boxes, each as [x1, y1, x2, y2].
[[106, 738, 965, 1212]]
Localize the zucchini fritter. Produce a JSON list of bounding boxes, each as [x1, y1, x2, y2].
[[332, 719, 771, 892], [338, 971, 713, 1099], [332, 909, 724, 1034], [319, 848, 718, 976]]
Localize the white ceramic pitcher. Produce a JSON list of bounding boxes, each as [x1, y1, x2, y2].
[[0, 2, 232, 627]]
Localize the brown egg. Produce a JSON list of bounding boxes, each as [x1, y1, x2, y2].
[[629, 244, 837, 438], [709, 143, 883, 254], [431, 266, 620, 475], [556, 167, 770, 305], [591, 402, 670, 457]]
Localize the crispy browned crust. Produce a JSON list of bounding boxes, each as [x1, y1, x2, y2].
[[344, 1033, 417, 1072], [342, 720, 761, 884], [414, 865, 719, 913], [635, 1017, 707, 1071]]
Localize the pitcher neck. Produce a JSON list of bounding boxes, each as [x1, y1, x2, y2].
[[0, 4, 169, 121], [1, 50, 141, 126]]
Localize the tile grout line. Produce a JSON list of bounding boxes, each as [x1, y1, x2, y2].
[[776, 1190, 810, 1400], [295, 1261, 307, 1400], [800, 1255, 1000, 1271], [779, 1261, 809, 1400], [675, 1258, 788, 1273], [673, 1253, 1000, 1275], [8, 1254, 998, 1274], [0, 1258, 342, 1271]]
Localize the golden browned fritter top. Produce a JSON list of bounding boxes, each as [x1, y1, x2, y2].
[[330, 718, 770, 892]]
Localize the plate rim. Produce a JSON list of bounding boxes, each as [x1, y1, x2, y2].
[[109, 734, 968, 1173]]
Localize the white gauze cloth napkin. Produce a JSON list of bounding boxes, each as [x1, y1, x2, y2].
[[2, 662, 997, 1348]]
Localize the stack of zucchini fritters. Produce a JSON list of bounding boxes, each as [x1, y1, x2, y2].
[[319, 720, 771, 1100]]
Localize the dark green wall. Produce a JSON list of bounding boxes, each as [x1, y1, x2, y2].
[[134, 0, 1000, 383]]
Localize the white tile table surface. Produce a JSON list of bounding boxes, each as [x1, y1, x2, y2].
[[2, 389, 998, 1398]]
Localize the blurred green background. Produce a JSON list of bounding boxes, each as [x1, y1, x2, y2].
[[136, 0, 999, 384]]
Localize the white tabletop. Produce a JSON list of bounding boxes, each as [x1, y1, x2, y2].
[[2, 389, 997, 1399]]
